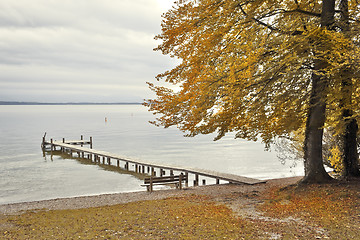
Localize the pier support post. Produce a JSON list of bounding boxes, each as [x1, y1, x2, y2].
[[216, 178, 220, 184], [160, 168, 163, 177], [202, 179, 206, 185], [170, 170, 174, 176], [195, 174, 199, 186], [179, 173, 184, 190], [185, 172, 189, 187], [81, 135, 83, 147], [117, 159, 120, 167], [107, 157, 111, 165], [151, 167, 155, 176], [90, 137, 93, 149]]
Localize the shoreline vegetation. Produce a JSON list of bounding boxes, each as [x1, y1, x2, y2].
[[1, 176, 359, 239], [0, 101, 142, 105]]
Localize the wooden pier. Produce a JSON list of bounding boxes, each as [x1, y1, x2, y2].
[[42, 136, 266, 188]]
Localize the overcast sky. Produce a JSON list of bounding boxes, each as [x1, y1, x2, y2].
[[0, 0, 176, 103]]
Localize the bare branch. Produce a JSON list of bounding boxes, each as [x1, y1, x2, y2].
[[237, 4, 304, 36]]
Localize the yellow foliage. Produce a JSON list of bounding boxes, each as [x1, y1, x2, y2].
[[328, 145, 344, 174], [146, 0, 360, 147]]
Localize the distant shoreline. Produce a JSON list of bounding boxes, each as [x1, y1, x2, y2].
[[0, 101, 142, 105]]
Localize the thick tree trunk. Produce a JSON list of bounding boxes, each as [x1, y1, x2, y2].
[[302, 69, 332, 183], [339, 0, 360, 177], [301, 0, 336, 184], [343, 114, 360, 176]]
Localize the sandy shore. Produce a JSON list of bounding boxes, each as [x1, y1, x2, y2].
[[0, 176, 302, 215]]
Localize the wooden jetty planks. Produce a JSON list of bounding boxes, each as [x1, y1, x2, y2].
[[44, 139, 266, 186], [184, 168, 266, 185]]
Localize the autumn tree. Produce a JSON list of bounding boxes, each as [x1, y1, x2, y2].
[[338, 0, 360, 177], [146, 0, 360, 183]]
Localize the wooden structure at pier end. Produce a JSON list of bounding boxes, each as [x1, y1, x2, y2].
[[41, 135, 266, 190]]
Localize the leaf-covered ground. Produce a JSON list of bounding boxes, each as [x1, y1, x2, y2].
[[259, 181, 360, 239], [1, 180, 359, 239]]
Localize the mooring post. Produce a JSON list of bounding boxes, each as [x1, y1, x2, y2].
[[50, 138, 54, 156], [42, 135, 46, 149]]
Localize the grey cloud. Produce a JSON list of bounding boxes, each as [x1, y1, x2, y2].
[[0, 0, 175, 102]]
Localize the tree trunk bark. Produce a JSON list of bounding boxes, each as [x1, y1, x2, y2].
[[302, 67, 332, 183], [343, 114, 360, 176], [339, 0, 360, 177], [301, 0, 336, 184]]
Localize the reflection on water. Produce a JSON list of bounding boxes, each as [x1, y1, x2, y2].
[[0, 105, 304, 204], [43, 149, 147, 180]]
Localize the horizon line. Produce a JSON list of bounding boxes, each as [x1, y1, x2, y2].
[[0, 101, 142, 105]]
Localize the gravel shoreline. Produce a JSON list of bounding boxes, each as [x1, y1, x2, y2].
[[0, 176, 302, 215]]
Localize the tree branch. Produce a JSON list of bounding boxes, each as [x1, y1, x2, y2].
[[237, 4, 305, 36]]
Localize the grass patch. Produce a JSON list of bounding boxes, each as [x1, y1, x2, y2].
[[1, 195, 258, 239]]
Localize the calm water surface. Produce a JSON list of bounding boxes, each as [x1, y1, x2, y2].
[[0, 105, 303, 204]]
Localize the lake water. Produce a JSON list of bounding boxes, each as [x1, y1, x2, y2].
[[0, 104, 304, 204]]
